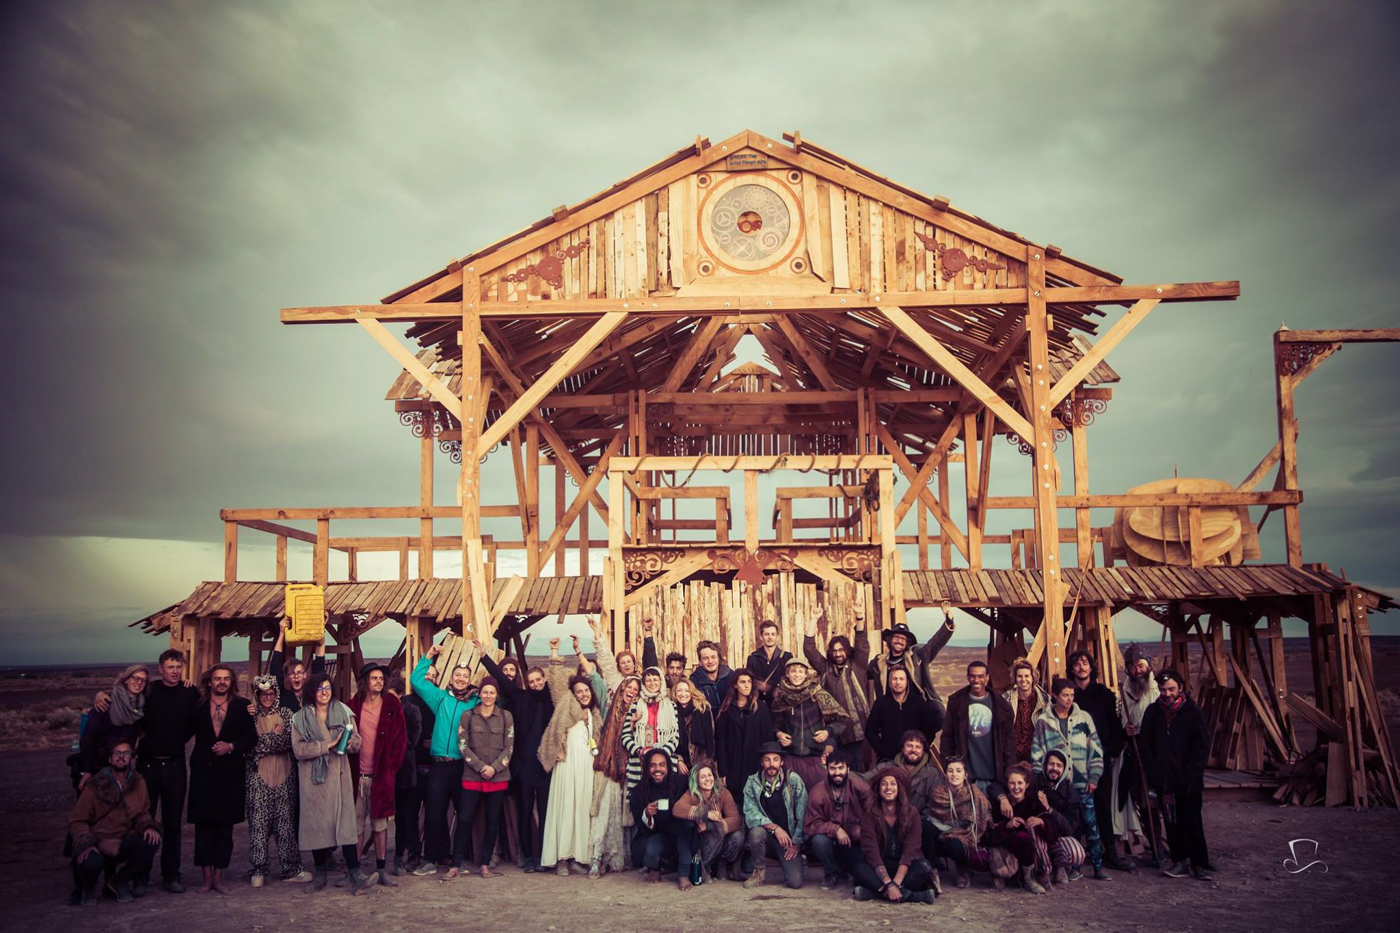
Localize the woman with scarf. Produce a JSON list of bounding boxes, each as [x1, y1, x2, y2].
[[1002, 658, 1050, 765], [622, 667, 680, 809], [79, 664, 148, 783], [537, 639, 603, 877], [673, 759, 745, 883], [291, 673, 378, 895], [671, 679, 714, 774], [986, 763, 1054, 894], [246, 675, 309, 886], [927, 757, 991, 889], [769, 658, 851, 790], [715, 670, 775, 801], [591, 673, 642, 877]]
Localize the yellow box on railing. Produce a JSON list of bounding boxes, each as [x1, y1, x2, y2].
[[284, 583, 326, 645]]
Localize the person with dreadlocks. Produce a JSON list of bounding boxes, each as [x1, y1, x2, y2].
[[674, 759, 745, 883], [714, 670, 775, 802], [770, 657, 851, 790], [537, 639, 604, 877], [245, 674, 308, 886], [1114, 643, 1159, 862], [628, 748, 688, 885], [802, 604, 872, 767], [588, 670, 640, 877], [852, 766, 937, 904]]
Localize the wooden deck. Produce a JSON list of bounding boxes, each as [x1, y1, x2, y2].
[[1203, 768, 1281, 793]]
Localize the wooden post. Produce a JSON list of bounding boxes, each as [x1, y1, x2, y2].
[[937, 462, 951, 568], [420, 411, 434, 578], [398, 538, 410, 581], [347, 547, 358, 582], [554, 460, 566, 575], [461, 269, 486, 639], [744, 471, 759, 551], [405, 616, 435, 695], [223, 521, 238, 583], [878, 467, 896, 630], [1027, 249, 1065, 677], [1071, 400, 1092, 568], [1273, 330, 1303, 566], [313, 518, 329, 586], [963, 412, 981, 571], [917, 499, 929, 571], [608, 470, 625, 653], [274, 535, 288, 582], [525, 425, 541, 576]]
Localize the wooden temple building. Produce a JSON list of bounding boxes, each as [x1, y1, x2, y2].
[[135, 129, 1397, 806]]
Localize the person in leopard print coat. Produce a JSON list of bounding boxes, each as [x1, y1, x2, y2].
[[246, 675, 309, 885]]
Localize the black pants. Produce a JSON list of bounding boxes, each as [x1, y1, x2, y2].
[[193, 821, 234, 869], [851, 854, 935, 895], [676, 821, 744, 871], [632, 825, 678, 871], [1166, 787, 1209, 869], [138, 755, 186, 881], [395, 781, 423, 860], [453, 788, 504, 868], [423, 760, 461, 862], [73, 832, 158, 888], [935, 835, 970, 867], [313, 845, 359, 871], [1095, 760, 1117, 846], [515, 780, 549, 861], [810, 832, 863, 877]]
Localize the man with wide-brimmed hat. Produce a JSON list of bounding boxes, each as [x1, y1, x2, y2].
[[741, 741, 809, 889], [866, 609, 956, 706], [349, 661, 407, 884]]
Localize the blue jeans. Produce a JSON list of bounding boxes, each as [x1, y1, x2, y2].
[[1078, 784, 1103, 870], [809, 832, 861, 876]]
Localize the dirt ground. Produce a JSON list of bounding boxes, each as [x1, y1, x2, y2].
[[6, 744, 1396, 933]]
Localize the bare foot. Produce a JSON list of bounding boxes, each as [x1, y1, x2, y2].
[[645, 869, 662, 884], [677, 877, 693, 891]]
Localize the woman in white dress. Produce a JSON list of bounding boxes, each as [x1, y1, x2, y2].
[[537, 639, 602, 875]]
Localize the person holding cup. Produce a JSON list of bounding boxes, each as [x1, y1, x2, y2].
[[627, 748, 686, 884]]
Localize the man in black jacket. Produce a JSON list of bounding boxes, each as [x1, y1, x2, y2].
[[138, 648, 199, 893], [746, 620, 792, 699], [629, 749, 689, 886], [388, 674, 422, 876], [1070, 650, 1131, 871], [187, 664, 255, 895], [864, 668, 943, 764], [941, 661, 1015, 790], [1138, 668, 1210, 881]]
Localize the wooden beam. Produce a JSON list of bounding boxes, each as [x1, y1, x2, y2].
[[983, 490, 1301, 509], [1046, 299, 1160, 408], [1276, 328, 1400, 344], [234, 518, 320, 546], [462, 270, 486, 637], [222, 505, 518, 520], [537, 433, 625, 569], [659, 315, 727, 392], [875, 423, 969, 559], [773, 316, 840, 390], [1027, 249, 1065, 677], [1273, 331, 1303, 567], [879, 305, 1035, 439], [613, 455, 891, 471], [476, 311, 628, 457], [223, 521, 238, 583], [357, 318, 462, 420]]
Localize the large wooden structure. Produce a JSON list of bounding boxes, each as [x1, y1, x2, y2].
[[135, 130, 1396, 806]]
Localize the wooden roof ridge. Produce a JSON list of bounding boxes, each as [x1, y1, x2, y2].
[[379, 128, 1121, 307]]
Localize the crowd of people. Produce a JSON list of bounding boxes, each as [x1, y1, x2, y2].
[[66, 609, 1214, 909]]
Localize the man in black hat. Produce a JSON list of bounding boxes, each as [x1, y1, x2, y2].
[[349, 661, 408, 883], [866, 607, 956, 705], [741, 742, 808, 889]]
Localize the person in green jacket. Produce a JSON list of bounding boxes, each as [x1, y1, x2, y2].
[[409, 645, 480, 875]]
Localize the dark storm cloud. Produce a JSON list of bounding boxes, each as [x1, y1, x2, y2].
[[0, 0, 1397, 655]]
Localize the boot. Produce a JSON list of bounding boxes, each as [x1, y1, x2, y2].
[[378, 866, 398, 886], [956, 865, 972, 888], [1021, 866, 1047, 894], [852, 885, 874, 901], [1037, 871, 1053, 890], [904, 887, 935, 904], [302, 867, 329, 893], [79, 879, 99, 907], [742, 863, 766, 889], [391, 855, 408, 877], [109, 880, 134, 903], [348, 868, 379, 895], [724, 859, 742, 882], [1053, 865, 1069, 885]]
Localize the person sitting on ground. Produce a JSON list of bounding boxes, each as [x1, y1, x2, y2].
[[1031, 676, 1107, 879], [866, 612, 955, 703], [80, 665, 148, 785], [851, 767, 936, 904], [672, 679, 715, 773], [1138, 667, 1211, 882], [628, 748, 688, 886], [68, 739, 161, 907], [742, 742, 808, 889], [866, 667, 943, 765], [927, 757, 991, 889], [291, 674, 378, 895], [746, 620, 793, 699], [805, 755, 873, 890], [673, 760, 745, 883], [769, 657, 851, 789], [864, 729, 947, 861], [802, 606, 872, 767], [714, 670, 775, 803], [1002, 658, 1050, 764], [245, 675, 309, 887], [942, 660, 1016, 790], [986, 763, 1054, 895], [689, 639, 733, 710]]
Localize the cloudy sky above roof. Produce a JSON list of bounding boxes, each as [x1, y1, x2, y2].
[[1, 0, 1397, 662]]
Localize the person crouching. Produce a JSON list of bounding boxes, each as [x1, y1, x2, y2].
[[851, 766, 936, 904]]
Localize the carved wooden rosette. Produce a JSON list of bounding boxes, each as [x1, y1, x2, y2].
[[622, 547, 686, 591]]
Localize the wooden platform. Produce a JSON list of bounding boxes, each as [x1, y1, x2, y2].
[[1203, 768, 1281, 794]]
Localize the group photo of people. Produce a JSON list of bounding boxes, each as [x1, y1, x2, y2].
[[67, 608, 1213, 910]]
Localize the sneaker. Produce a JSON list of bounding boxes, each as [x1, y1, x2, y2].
[[1192, 866, 1212, 882], [412, 861, 438, 876], [820, 872, 837, 890], [522, 858, 537, 874], [391, 860, 408, 877], [1092, 867, 1112, 881], [285, 870, 314, 884], [852, 885, 874, 901], [109, 880, 134, 903], [250, 874, 264, 888], [163, 878, 186, 894], [130, 880, 148, 898], [555, 863, 569, 877], [1162, 861, 1191, 878], [1067, 867, 1084, 882]]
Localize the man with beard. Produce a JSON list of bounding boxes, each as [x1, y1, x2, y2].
[[410, 642, 481, 875], [689, 639, 733, 710], [349, 662, 407, 884], [1139, 668, 1211, 881], [187, 664, 256, 895], [1115, 644, 1160, 864], [68, 739, 161, 906], [864, 730, 946, 865], [942, 661, 1015, 790], [805, 756, 872, 889], [769, 658, 851, 789], [866, 611, 956, 704], [865, 668, 943, 765], [802, 606, 872, 767], [746, 620, 793, 699], [742, 743, 808, 889], [628, 749, 688, 885], [1069, 650, 1131, 871]]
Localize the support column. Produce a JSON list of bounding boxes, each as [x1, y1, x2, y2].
[[420, 409, 434, 578], [223, 521, 237, 583], [1273, 331, 1303, 566], [275, 536, 287, 582], [525, 425, 541, 576], [963, 412, 982, 571], [1027, 249, 1065, 677], [937, 462, 951, 568], [1071, 398, 1092, 568], [313, 519, 329, 586], [461, 269, 487, 640], [878, 467, 896, 630]]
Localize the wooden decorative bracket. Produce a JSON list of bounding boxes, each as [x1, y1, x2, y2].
[[913, 230, 1005, 278]]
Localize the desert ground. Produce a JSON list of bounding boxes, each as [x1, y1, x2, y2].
[[4, 640, 1398, 932]]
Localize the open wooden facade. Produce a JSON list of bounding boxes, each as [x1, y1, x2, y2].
[[135, 130, 1397, 806]]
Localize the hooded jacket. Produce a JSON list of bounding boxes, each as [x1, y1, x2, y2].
[[69, 766, 160, 856], [865, 688, 944, 763], [804, 772, 872, 845], [628, 751, 688, 835], [802, 631, 872, 743], [689, 665, 735, 711], [941, 686, 1016, 785], [742, 767, 808, 846], [1030, 701, 1104, 788]]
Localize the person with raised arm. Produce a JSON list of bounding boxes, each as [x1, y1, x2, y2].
[[537, 637, 604, 877], [409, 639, 481, 875], [802, 605, 872, 767], [478, 640, 555, 872]]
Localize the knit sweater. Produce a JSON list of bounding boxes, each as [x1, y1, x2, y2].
[[1030, 702, 1104, 787]]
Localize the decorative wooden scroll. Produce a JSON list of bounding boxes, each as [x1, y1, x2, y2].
[[503, 238, 591, 289], [623, 547, 686, 589], [707, 546, 798, 585], [914, 230, 1005, 279]]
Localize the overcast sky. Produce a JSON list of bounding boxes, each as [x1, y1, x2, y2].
[[2, 0, 1397, 664]]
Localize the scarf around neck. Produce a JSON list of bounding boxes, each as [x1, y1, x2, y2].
[[771, 677, 845, 721], [292, 700, 353, 785], [109, 666, 147, 727]]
